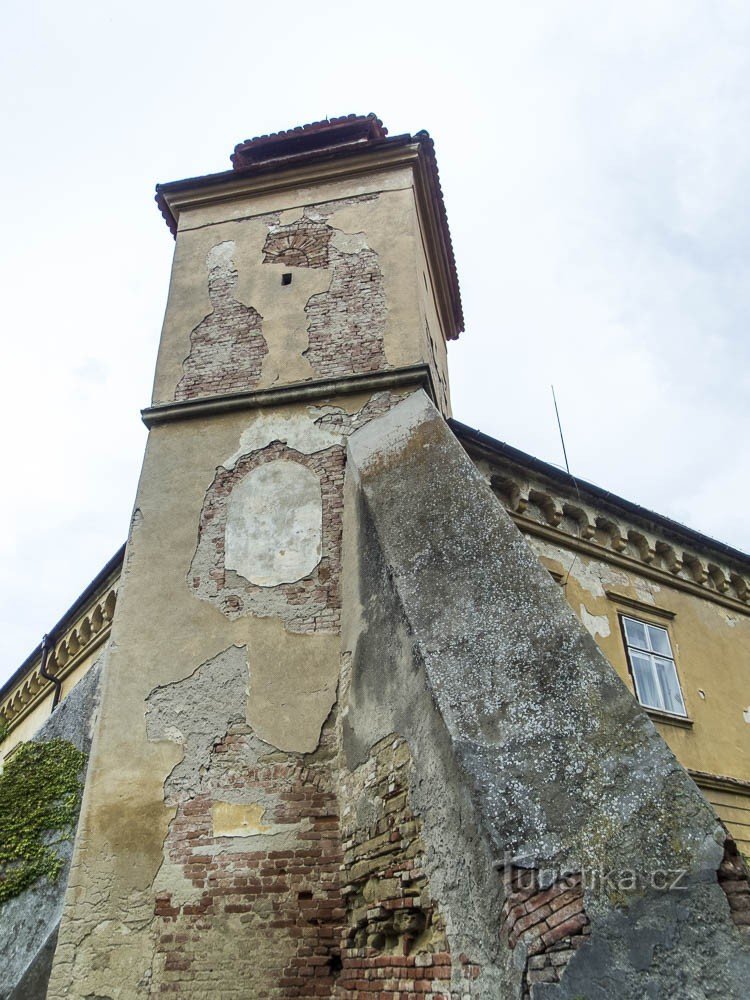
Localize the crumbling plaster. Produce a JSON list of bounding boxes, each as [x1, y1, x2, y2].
[[48, 391, 407, 998], [46, 405, 336, 997], [152, 180, 429, 405], [528, 537, 750, 787], [341, 391, 750, 999]]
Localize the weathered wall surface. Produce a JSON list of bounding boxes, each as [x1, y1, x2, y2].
[[46, 392, 408, 999], [151, 171, 448, 411], [530, 539, 750, 771], [465, 452, 750, 855], [0, 657, 102, 1000], [342, 391, 750, 999], [468, 444, 750, 809], [49, 139, 463, 996]]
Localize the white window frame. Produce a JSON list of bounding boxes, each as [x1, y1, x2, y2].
[[620, 614, 687, 718]]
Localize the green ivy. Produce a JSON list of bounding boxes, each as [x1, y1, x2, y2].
[[0, 739, 87, 905]]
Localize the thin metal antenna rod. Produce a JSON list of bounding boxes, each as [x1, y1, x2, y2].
[[550, 385, 583, 589], [551, 384, 570, 475]]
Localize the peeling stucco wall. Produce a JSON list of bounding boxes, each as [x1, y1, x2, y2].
[[151, 176, 445, 408], [342, 391, 750, 999], [172, 195, 391, 404], [261, 196, 390, 379], [188, 393, 400, 633], [47, 388, 408, 998], [175, 240, 267, 400]]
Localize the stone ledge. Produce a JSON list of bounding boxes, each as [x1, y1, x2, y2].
[[142, 365, 437, 427]]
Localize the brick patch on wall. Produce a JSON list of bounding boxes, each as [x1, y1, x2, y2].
[[262, 197, 389, 380], [264, 217, 333, 269], [718, 837, 750, 934], [150, 720, 345, 997], [335, 735, 461, 998], [189, 441, 344, 634], [176, 242, 267, 401], [499, 865, 590, 997], [188, 393, 405, 636]]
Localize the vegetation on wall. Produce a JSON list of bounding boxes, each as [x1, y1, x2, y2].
[[0, 738, 86, 905]]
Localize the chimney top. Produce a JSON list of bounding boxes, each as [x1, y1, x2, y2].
[[231, 114, 388, 171]]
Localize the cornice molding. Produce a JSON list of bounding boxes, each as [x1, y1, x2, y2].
[[159, 142, 420, 229], [158, 138, 462, 342], [690, 769, 750, 796], [470, 453, 750, 616], [142, 365, 436, 427], [0, 578, 118, 737]]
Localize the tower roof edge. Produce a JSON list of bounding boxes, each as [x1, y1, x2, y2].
[[154, 116, 464, 337]]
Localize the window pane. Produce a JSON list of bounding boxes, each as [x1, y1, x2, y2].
[[654, 656, 686, 716], [630, 651, 663, 710], [647, 624, 672, 657], [623, 617, 649, 650]]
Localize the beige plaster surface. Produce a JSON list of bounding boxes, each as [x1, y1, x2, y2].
[[0, 697, 53, 763], [528, 537, 750, 784], [153, 182, 435, 406], [48, 401, 346, 998], [173, 165, 415, 232], [212, 800, 273, 837]]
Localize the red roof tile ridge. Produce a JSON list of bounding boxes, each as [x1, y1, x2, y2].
[[230, 113, 388, 170], [232, 113, 387, 150]]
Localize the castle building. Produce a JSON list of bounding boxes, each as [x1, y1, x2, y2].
[[1, 114, 749, 999]]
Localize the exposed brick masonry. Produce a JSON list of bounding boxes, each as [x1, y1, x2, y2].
[[151, 721, 344, 997], [262, 199, 389, 380], [718, 837, 750, 933], [335, 735, 462, 998], [500, 866, 590, 997], [189, 442, 344, 634], [176, 249, 267, 401]]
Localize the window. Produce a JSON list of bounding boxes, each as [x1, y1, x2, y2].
[[621, 615, 687, 717]]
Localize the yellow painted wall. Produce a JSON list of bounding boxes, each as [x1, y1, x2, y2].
[[526, 535, 750, 846]]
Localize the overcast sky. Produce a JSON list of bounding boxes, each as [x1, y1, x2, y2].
[[1, 0, 749, 680]]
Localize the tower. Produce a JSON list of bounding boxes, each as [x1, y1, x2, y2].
[[45, 115, 750, 999], [47, 115, 463, 997]]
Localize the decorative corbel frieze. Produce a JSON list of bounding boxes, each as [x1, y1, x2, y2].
[[682, 552, 709, 585], [595, 516, 628, 553], [490, 474, 528, 514], [730, 573, 748, 602], [478, 458, 750, 614], [655, 541, 683, 576], [563, 503, 596, 540], [628, 529, 657, 564], [708, 564, 730, 594], [529, 489, 564, 527]]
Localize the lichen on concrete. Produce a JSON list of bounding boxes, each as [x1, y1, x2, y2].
[[342, 390, 750, 998]]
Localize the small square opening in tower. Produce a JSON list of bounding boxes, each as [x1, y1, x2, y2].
[[281, 273, 292, 286]]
